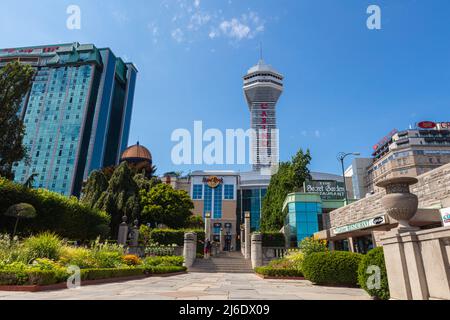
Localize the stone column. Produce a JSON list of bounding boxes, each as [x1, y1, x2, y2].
[[183, 232, 197, 268], [347, 237, 355, 253], [244, 212, 251, 259], [251, 233, 263, 268], [219, 228, 224, 252], [204, 212, 212, 243], [129, 219, 140, 247], [240, 225, 245, 255], [118, 216, 128, 246]]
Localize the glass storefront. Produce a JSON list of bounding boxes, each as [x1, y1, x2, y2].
[[353, 235, 374, 254]]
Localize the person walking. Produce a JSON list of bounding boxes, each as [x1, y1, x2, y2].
[[204, 239, 211, 259]]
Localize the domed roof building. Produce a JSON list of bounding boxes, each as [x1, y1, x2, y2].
[[120, 142, 153, 177]]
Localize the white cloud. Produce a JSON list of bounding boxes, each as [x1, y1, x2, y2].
[[220, 19, 251, 40], [149, 2, 266, 45], [215, 12, 265, 41], [171, 28, 184, 43], [189, 11, 211, 30]]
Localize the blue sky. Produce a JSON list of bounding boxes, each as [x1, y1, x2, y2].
[[1, 0, 449, 176]]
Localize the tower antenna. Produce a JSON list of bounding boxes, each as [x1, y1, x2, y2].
[[259, 42, 263, 61]]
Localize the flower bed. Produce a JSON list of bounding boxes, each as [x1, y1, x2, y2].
[[0, 232, 186, 291]]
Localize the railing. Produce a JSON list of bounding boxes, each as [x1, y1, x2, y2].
[[126, 245, 183, 257], [262, 247, 288, 264]]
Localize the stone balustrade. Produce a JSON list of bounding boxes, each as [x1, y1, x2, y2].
[[382, 227, 450, 300]]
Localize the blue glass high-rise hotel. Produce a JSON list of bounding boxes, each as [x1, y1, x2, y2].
[[0, 43, 137, 196]]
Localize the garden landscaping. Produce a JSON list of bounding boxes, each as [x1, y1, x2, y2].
[[253, 237, 390, 300], [0, 232, 186, 292]]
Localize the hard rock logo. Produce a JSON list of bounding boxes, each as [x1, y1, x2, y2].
[[203, 176, 223, 189]]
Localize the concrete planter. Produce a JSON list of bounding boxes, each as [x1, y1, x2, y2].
[[377, 177, 419, 229]]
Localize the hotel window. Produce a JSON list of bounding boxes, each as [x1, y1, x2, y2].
[[192, 185, 203, 200], [203, 186, 213, 218], [224, 185, 234, 200], [213, 185, 223, 219]]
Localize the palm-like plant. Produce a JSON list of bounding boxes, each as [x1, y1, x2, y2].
[[4, 203, 37, 237]]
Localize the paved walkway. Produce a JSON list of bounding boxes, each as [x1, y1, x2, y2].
[[0, 273, 371, 300]]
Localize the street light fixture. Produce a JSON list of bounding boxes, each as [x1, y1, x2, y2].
[[337, 152, 361, 205]]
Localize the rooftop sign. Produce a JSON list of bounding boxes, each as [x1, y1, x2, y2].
[[0, 46, 62, 57], [373, 129, 398, 152], [417, 121, 450, 130]]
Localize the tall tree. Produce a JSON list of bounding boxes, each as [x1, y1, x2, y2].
[[95, 162, 141, 237], [261, 149, 312, 231], [80, 170, 109, 208], [0, 61, 35, 179], [140, 183, 194, 229]]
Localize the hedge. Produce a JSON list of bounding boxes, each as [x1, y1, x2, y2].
[[149, 229, 205, 254], [80, 268, 145, 280], [143, 266, 187, 274], [358, 247, 390, 300], [261, 232, 285, 247], [254, 266, 303, 278], [302, 251, 363, 286], [0, 266, 187, 286], [0, 178, 110, 240], [0, 270, 67, 286]]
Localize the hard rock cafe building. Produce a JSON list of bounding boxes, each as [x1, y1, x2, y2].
[[190, 171, 240, 251]]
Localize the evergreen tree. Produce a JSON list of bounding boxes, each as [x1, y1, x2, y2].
[[80, 170, 109, 208], [94, 162, 141, 236], [261, 149, 312, 231], [0, 61, 35, 179]]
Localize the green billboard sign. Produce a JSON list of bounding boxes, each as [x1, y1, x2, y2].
[[305, 180, 346, 200]]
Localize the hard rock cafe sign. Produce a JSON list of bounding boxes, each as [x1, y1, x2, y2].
[[203, 176, 224, 189]]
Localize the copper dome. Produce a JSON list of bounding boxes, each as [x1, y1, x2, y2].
[[120, 142, 152, 162]]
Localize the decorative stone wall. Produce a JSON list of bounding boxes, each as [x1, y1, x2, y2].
[[325, 163, 450, 229]]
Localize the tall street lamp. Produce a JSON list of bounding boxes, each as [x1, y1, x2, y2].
[[337, 152, 361, 205]]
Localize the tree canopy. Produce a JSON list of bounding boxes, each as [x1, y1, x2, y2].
[[261, 149, 312, 231], [0, 61, 35, 179], [140, 183, 194, 229]]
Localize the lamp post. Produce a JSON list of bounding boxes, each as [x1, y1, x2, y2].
[[337, 152, 360, 205]]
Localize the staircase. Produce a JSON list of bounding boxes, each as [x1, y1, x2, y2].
[[189, 251, 254, 274]]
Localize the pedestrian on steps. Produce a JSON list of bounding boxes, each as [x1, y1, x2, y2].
[[204, 239, 211, 259]]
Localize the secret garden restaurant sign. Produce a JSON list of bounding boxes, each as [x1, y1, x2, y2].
[[332, 215, 387, 235]]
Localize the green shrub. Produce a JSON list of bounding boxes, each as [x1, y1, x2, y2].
[[298, 237, 328, 256], [143, 265, 187, 274], [80, 267, 145, 281], [0, 178, 110, 239], [143, 256, 184, 267], [23, 232, 63, 262], [0, 233, 27, 264], [255, 266, 303, 278], [89, 239, 125, 268], [302, 251, 363, 286], [0, 260, 68, 286], [149, 229, 205, 254], [358, 247, 390, 300], [261, 232, 285, 247], [0, 270, 65, 286], [59, 246, 96, 269]]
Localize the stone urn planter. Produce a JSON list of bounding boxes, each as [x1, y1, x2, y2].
[[376, 177, 419, 231]]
